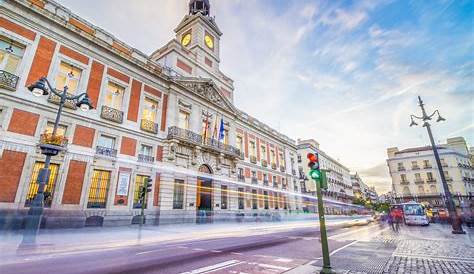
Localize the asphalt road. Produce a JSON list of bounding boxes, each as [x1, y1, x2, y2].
[[0, 222, 385, 274]]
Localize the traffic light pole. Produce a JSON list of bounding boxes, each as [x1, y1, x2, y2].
[[316, 171, 334, 274]]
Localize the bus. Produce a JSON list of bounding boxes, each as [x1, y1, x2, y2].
[[401, 201, 430, 226]]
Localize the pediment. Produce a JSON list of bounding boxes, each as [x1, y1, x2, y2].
[[174, 77, 236, 114]]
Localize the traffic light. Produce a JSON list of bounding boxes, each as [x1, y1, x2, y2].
[[307, 152, 321, 181], [140, 177, 153, 201]]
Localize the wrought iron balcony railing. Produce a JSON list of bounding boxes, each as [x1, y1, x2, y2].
[[414, 180, 424, 184], [251, 177, 258, 184], [271, 163, 277, 170], [39, 133, 68, 147], [426, 179, 436, 183], [138, 154, 154, 163], [261, 159, 268, 167], [167, 126, 241, 158], [237, 174, 245, 182], [423, 165, 432, 169], [412, 166, 420, 170], [280, 166, 285, 172], [292, 169, 296, 176], [0, 70, 19, 91], [263, 180, 269, 186], [273, 182, 278, 189], [140, 119, 158, 134], [48, 90, 77, 109], [445, 177, 453, 182], [249, 155, 257, 164], [95, 146, 117, 157], [101, 105, 124, 123], [400, 180, 410, 185], [398, 167, 406, 171]]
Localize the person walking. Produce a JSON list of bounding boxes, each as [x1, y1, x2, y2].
[[387, 211, 395, 231], [392, 207, 403, 232]]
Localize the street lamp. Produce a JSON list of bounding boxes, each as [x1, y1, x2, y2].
[[409, 96, 465, 234], [20, 76, 94, 246]]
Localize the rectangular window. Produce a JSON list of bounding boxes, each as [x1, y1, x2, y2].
[[427, 172, 433, 181], [140, 144, 153, 157], [271, 150, 276, 164], [133, 175, 150, 208], [97, 135, 115, 149], [221, 185, 228, 209], [251, 170, 256, 178], [178, 110, 190, 130], [55, 61, 82, 93], [252, 189, 258, 209], [236, 135, 243, 153], [173, 179, 185, 209], [261, 145, 266, 158], [104, 81, 125, 110], [0, 38, 25, 74], [249, 141, 256, 157], [411, 161, 419, 168], [400, 174, 407, 182], [142, 97, 158, 122], [415, 173, 422, 181], [87, 169, 111, 208], [279, 152, 284, 166], [263, 191, 269, 209], [45, 122, 67, 137], [25, 162, 60, 207], [238, 187, 244, 209]]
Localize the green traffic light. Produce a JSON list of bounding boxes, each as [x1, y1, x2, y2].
[[309, 169, 321, 180]]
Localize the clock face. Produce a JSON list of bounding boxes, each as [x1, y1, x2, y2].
[[204, 35, 214, 49], [181, 33, 191, 47]]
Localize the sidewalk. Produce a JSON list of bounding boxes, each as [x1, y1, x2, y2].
[[0, 215, 371, 264], [286, 223, 474, 274]]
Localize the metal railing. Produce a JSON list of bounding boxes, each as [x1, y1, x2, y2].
[[397, 167, 406, 171], [400, 180, 410, 185], [95, 146, 117, 157], [263, 179, 269, 186], [48, 90, 77, 109], [412, 166, 420, 170], [0, 70, 19, 91], [140, 119, 158, 134], [251, 177, 258, 184], [280, 166, 285, 172], [249, 155, 257, 164], [101, 105, 124, 123], [414, 180, 424, 184], [167, 126, 241, 158], [292, 169, 296, 176], [138, 154, 154, 163], [237, 174, 245, 182], [426, 179, 437, 183], [423, 165, 432, 169], [261, 159, 268, 167]]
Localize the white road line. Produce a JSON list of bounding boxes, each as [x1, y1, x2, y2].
[[180, 260, 242, 274], [274, 258, 293, 263], [192, 248, 205, 251], [329, 240, 359, 256], [231, 252, 243, 255], [258, 263, 291, 271], [209, 250, 222, 253]]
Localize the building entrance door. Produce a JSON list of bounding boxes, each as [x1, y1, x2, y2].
[[196, 165, 213, 224]]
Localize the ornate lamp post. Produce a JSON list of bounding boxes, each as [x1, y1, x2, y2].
[[20, 76, 94, 246], [409, 96, 465, 234]]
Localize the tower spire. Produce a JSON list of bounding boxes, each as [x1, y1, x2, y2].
[[189, 0, 210, 16]]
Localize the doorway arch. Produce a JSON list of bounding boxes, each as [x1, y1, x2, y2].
[[196, 164, 213, 224]]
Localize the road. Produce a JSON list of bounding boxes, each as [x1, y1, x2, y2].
[[0, 219, 383, 274]]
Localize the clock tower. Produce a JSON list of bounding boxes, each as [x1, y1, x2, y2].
[[175, 0, 222, 69]]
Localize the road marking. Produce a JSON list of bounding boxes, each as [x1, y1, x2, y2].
[[258, 263, 291, 271], [192, 248, 205, 251], [329, 240, 359, 256], [274, 258, 293, 263], [210, 250, 222, 253], [180, 260, 242, 274], [328, 224, 378, 239], [231, 252, 243, 255], [136, 249, 164, 255]]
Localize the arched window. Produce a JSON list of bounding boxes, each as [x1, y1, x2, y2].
[[418, 185, 425, 194], [198, 164, 212, 174]]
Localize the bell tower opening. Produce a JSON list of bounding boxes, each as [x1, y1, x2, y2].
[[189, 0, 210, 16]]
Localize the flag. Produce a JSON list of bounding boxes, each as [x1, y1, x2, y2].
[[212, 114, 219, 140], [203, 112, 209, 140], [218, 116, 224, 142]]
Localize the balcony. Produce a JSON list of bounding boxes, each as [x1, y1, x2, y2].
[[271, 163, 277, 170], [414, 180, 424, 184], [167, 126, 241, 158], [423, 165, 432, 169], [261, 159, 268, 167], [400, 180, 410, 185], [138, 154, 154, 163], [412, 166, 420, 170], [273, 182, 278, 189], [96, 146, 117, 157], [397, 167, 406, 171], [101, 105, 123, 123], [249, 155, 257, 164], [445, 177, 453, 182], [292, 169, 296, 176], [140, 119, 158, 134], [441, 163, 448, 168], [251, 177, 258, 184], [263, 179, 269, 186], [279, 166, 286, 172], [0, 70, 19, 91], [237, 174, 245, 182], [48, 90, 77, 109], [426, 179, 437, 183]]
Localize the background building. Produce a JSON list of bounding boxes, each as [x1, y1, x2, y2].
[[297, 139, 355, 214], [387, 137, 473, 210]]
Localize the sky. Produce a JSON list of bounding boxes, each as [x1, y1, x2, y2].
[[57, 0, 473, 194]]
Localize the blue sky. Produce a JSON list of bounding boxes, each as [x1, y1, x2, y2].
[[58, 0, 473, 193]]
